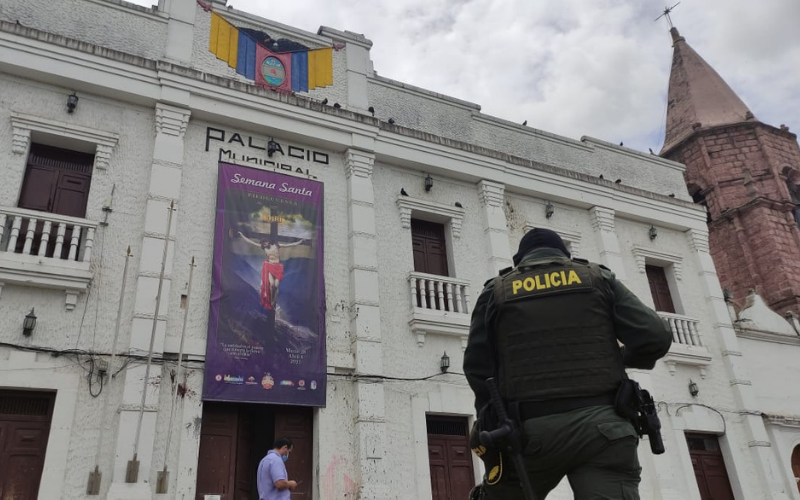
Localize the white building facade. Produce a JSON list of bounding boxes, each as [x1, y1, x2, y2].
[[0, 0, 796, 498]]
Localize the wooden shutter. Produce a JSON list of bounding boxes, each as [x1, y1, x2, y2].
[[18, 144, 93, 218], [646, 265, 676, 313], [411, 219, 449, 276]]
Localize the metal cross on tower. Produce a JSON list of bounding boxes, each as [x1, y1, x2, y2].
[[655, 2, 681, 29]]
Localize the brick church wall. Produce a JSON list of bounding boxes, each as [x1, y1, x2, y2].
[[666, 122, 800, 315]]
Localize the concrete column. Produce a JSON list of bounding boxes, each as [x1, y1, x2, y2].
[[477, 180, 512, 274], [318, 27, 373, 111], [345, 148, 391, 498], [589, 206, 628, 281], [686, 228, 791, 499], [107, 102, 190, 500], [161, 0, 196, 64]]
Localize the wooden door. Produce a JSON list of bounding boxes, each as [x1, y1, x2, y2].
[[235, 408, 255, 500], [196, 403, 238, 500], [427, 417, 475, 500], [411, 219, 449, 276], [646, 265, 676, 313], [686, 433, 735, 500], [274, 406, 313, 499], [792, 445, 800, 495], [0, 390, 55, 500]]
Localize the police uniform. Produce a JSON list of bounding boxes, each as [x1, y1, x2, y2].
[[464, 245, 672, 500]]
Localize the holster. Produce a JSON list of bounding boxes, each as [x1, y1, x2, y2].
[[614, 378, 639, 422], [470, 416, 504, 485]]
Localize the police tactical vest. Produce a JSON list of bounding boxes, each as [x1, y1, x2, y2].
[[492, 259, 624, 402]]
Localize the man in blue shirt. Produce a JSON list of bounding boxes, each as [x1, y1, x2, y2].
[[257, 438, 298, 500]]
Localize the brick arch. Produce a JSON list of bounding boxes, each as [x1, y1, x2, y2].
[[792, 445, 800, 495], [782, 165, 800, 185], [688, 184, 712, 223]]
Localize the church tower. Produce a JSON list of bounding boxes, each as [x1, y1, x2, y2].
[[661, 27, 800, 315]]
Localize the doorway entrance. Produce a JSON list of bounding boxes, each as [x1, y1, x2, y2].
[[195, 402, 313, 499], [686, 433, 735, 500], [0, 390, 56, 500], [427, 416, 474, 500]]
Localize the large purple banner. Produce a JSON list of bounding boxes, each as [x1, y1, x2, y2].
[[203, 162, 325, 406]]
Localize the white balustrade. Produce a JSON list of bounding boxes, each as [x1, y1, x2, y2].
[[408, 272, 471, 315], [658, 311, 702, 347], [0, 207, 97, 263]]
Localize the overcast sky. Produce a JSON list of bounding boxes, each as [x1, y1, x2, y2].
[[130, 0, 800, 154]]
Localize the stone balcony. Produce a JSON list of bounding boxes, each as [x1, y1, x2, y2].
[[407, 272, 471, 350], [659, 311, 712, 378], [0, 206, 97, 310]]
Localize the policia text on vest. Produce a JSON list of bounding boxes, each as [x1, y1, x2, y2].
[[509, 269, 586, 295]]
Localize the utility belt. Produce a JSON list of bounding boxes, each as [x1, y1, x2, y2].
[[511, 391, 617, 421]]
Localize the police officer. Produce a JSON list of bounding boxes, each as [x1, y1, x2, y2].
[[464, 228, 672, 499]]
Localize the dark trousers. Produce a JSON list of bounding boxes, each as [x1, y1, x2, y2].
[[484, 405, 641, 500]]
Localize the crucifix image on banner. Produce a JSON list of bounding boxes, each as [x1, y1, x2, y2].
[[203, 163, 326, 406]]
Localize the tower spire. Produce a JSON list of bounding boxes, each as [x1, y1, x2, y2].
[[661, 27, 754, 153]]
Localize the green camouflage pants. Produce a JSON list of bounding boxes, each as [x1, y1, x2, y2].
[[482, 405, 641, 500]]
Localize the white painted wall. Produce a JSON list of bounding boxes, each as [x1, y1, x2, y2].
[[0, 0, 797, 498]]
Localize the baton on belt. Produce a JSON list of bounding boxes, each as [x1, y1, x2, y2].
[[479, 378, 536, 500]]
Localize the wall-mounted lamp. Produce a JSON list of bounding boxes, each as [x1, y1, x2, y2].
[[688, 379, 699, 397], [425, 174, 433, 192], [440, 352, 450, 373], [66, 93, 79, 114], [649, 225, 658, 241], [267, 138, 280, 158], [23, 308, 37, 337], [545, 201, 554, 219]]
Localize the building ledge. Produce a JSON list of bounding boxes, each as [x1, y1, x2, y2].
[[662, 343, 713, 379], [735, 326, 800, 346], [409, 309, 470, 350], [0, 255, 92, 310]]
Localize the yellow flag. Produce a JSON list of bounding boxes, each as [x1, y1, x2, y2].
[[318, 47, 333, 87], [210, 12, 239, 68]]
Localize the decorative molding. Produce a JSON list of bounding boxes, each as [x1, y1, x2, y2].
[[662, 343, 712, 379], [687, 229, 710, 253], [721, 350, 742, 357], [747, 441, 771, 448], [118, 403, 160, 413], [590, 206, 615, 232], [94, 144, 113, 171], [477, 180, 505, 208], [735, 326, 800, 346], [396, 196, 465, 238], [10, 112, 119, 169], [155, 103, 191, 138], [523, 225, 582, 257], [12, 126, 30, 154], [0, 263, 91, 311], [408, 312, 470, 350], [764, 414, 800, 428], [631, 246, 683, 280], [346, 150, 375, 178]]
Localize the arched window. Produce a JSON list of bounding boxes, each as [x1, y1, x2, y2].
[[688, 184, 712, 223], [783, 168, 800, 228], [792, 445, 800, 494]]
